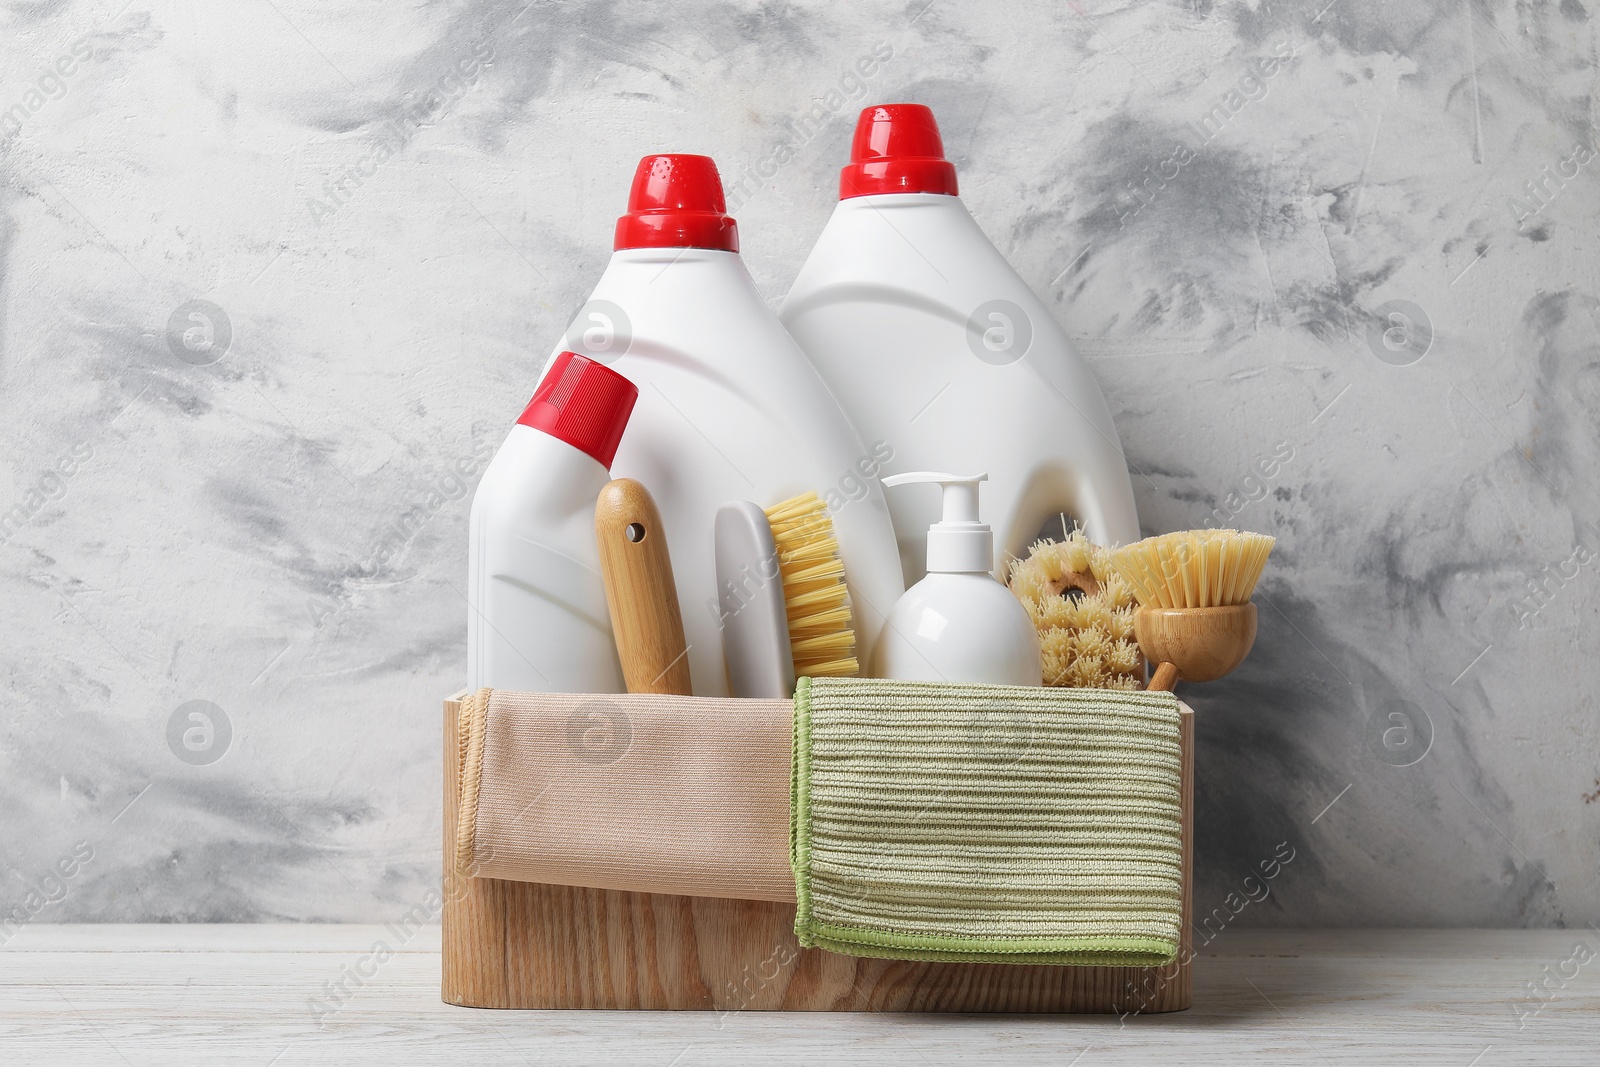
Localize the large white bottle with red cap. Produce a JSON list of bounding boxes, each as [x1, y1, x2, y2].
[[780, 104, 1141, 585], [467, 351, 639, 693], [543, 154, 905, 696]]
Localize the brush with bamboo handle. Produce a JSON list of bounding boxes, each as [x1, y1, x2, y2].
[[595, 478, 693, 696], [1110, 530, 1275, 693]]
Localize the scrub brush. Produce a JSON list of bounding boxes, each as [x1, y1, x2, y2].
[[714, 500, 796, 698], [1110, 529, 1274, 692], [596, 479, 692, 696], [763, 492, 858, 679], [1007, 526, 1143, 690]]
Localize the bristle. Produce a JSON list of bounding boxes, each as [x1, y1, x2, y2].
[[1062, 534, 1093, 575], [1037, 595, 1076, 629], [788, 605, 852, 637], [1109, 529, 1275, 608], [1025, 541, 1064, 582], [1106, 605, 1136, 641], [1011, 569, 1049, 603], [1106, 640, 1143, 675], [1009, 525, 1145, 690], [790, 630, 855, 658], [765, 492, 857, 677], [783, 584, 848, 617], [1071, 626, 1109, 654], [1074, 596, 1111, 633], [1098, 570, 1134, 608], [1040, 628, 1074, 657]]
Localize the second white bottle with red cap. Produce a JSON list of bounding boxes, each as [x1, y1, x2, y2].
[[467, 351, 638, 693], [544, 154, 906, 696], [781, 104, 1141, 585]]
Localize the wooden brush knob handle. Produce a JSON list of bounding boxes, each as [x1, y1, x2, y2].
[[1147, 662, 1180, 693], [595, 479, 692, 696]]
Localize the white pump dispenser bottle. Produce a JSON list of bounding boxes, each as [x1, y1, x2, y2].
[[872, 472, 1042, 686]]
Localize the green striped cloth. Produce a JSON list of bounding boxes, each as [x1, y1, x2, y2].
[[790, 677, 1182, 966]]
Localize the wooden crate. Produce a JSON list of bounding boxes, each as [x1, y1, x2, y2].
[[442, 694, 1193, 1012]]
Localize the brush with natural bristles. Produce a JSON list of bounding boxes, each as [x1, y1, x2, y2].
[[763, 492, 858, 679], [1110, 529, 1274, 691], [1008, 525, 1144, 690]]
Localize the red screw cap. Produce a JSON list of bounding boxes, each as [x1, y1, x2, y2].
[[840, 103, 960, 200], [613, 154, 740, 252], [517, 351, 639, 469]]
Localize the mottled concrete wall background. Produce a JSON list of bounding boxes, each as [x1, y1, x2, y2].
[[1, 0, 1595, 927]]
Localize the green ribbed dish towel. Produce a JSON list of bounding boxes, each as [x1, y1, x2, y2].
[[790, 677, 1182, 967]]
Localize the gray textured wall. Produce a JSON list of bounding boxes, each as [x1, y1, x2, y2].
[[1, 0, 1595, 928]]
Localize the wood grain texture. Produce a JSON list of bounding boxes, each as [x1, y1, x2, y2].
[[1147, 662, 1179, 692], [595, 478, 692, 696], [10, 927, 1594, 1066], [1135, 603, 1257, 684], [442, 695, 1194, 1012]]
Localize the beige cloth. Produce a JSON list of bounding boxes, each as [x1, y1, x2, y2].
[[457, 688, 797, 902]]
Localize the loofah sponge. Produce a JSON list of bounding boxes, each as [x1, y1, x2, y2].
[[1008, 526, 1143, 690]]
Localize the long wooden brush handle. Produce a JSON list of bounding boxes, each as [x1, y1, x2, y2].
[[1147, 662, 1179, 693], [596, 479, 692, 696]]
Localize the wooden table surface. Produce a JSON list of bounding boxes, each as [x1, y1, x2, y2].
[[2, 926, 1595, 1065]]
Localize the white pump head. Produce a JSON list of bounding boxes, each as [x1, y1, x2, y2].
[[881, 471, 992, 575]]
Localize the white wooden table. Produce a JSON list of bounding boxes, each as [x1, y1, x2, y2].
[[2, 926, 1595, 1064]]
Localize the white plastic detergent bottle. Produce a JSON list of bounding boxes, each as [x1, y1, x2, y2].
[[544, 153, 905, 695], [780, 104, 1141, 586], [467, 351, 639, 693]]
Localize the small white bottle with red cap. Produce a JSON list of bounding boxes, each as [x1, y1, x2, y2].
[[781, 104, 1141, 585], [467, 351, 639, 693], [545, 154, 905, 696]]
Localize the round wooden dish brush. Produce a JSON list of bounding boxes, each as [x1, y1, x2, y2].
[[1110, 530, 1274, 692]]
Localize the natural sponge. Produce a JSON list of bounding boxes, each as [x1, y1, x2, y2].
[[1008, 527, 1143, 690]]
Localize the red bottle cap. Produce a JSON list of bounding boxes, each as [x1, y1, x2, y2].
[[840, 103, 959, 199], [517, 352, 639, 469], [614, 154, 740, 252]]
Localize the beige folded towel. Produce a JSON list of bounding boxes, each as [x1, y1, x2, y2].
[[455, 688, 796, 902]]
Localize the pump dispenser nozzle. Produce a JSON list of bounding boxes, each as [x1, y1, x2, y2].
[[881, 471, 992, 575]]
